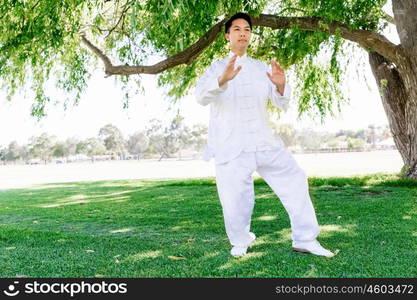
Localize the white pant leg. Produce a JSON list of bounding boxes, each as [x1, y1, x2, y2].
[[215, 152, 257, 247], [256, 148, 320, 242]]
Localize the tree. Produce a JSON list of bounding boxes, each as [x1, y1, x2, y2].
[[127, 131, 149, 159], [64, 137, 79, 157], [145, 116, 191, 160], [6, 141, 21, 163], [270, 123, 297, 147], [189, 124, 208, 152], [335, 130, 357, 139], [347, 137, 366, 149], [169, 115, 192, 160], [98, 124, 127, 159], [28, 133, 56, 164], [146, 118, 179, 161], [52, 137, 79, 160], [2, 1, 417, 177], [84, 138, 107, 158], [76, 138, 106, 160], [52, 142, 66, 159], [379, 124, 392, 140], [0, 146, 6, 165], [353, 129, 367, 140], [18, 144, 30, 162], [296, 128, 328, 150], [366, 124, 378, 148], [326, 136, 345, 149]]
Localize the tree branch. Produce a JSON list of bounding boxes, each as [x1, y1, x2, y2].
[[81, 34, 113, 75], [105, 2, 131, 39], [381, 11, 395, 25], [253, 14, 403, 63], [82, 14, 404, 77], [81, 19, 226, 76]]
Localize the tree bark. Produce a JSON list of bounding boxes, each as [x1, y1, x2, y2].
[[388, 0, 417, 178]]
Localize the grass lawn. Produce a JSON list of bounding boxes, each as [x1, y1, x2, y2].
[[0, 173, 416, 278]]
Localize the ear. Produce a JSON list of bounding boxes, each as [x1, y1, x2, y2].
[[225, 32, 230, 41]]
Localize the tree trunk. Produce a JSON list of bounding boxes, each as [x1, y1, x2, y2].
[[368, 51, 417, 178], [386, 0, 417, 178]]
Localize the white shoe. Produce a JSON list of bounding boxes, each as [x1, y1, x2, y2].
[[292, 240, 334, 257], [231, 246, 248, 257], [230, 232, 256, 257]]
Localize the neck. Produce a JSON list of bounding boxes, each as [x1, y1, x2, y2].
[[230, 47, 246, 57]]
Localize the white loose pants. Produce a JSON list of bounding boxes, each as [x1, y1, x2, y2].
[[215, 148, 320, 247]]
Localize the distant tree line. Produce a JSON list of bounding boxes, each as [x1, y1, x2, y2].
[[271, 123, 393, 151], [0, 116, 207, 165], [0, 121, 393, 165]]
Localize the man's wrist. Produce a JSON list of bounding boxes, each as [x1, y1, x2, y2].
[[218, 76, 228, 88], [276, 83, 285, 96]]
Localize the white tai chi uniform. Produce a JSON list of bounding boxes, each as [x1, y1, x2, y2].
[[195, 52, 320, 248]]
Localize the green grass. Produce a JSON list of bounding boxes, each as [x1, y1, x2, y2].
[[0, 173, 416, 278]]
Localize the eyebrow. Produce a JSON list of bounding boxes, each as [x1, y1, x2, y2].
[[232, 25, 251, 29]]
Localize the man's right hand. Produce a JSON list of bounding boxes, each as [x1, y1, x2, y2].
[[218, 54, 242, 87]]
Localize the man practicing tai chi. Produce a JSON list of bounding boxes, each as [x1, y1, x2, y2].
[[195, 12, 334, 258]]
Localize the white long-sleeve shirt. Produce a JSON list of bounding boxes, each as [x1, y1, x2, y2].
[[195, 52, 292, 164]]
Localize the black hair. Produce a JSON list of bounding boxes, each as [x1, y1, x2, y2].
[[225, 12, 252, 33]]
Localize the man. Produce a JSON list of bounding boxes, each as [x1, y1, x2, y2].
[[195, 12, 334, 258]]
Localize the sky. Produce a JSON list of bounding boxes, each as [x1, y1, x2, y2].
[[0, 4, 400, 147]]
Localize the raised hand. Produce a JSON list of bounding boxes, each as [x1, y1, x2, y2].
[[266, 60, 286, 89], [218, 54, 242, 87]]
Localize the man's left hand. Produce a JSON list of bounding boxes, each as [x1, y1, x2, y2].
[[266, 60, 286, 94]]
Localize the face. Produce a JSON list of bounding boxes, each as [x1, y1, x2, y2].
[[225, 18, 252, 51]]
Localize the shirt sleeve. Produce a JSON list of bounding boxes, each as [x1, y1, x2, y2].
[[263, 61, 292, 112], [195, 63, 228, 106], [270, 82, 292, 112]]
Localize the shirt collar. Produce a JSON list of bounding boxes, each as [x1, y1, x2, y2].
[[228, 51, 248, 59], [228, 51, 248, 64]]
